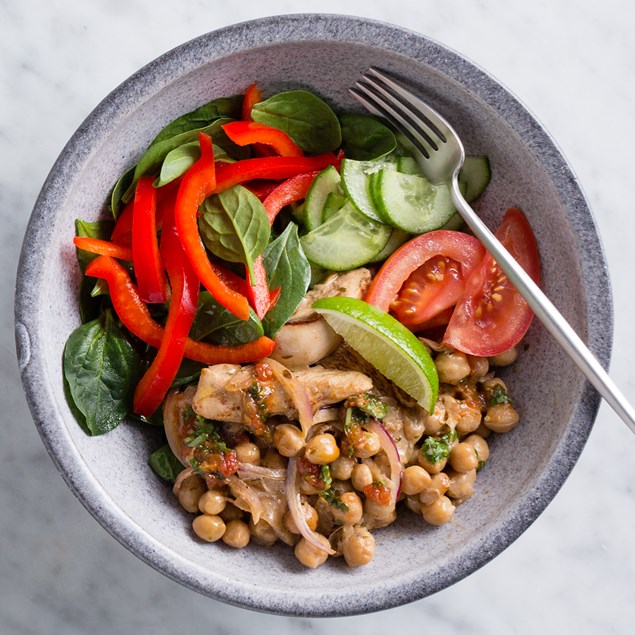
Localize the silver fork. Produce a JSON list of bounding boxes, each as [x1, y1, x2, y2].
[[351, 67, 635, 434]]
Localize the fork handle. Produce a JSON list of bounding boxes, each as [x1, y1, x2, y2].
[[450, 177, 635, 433]]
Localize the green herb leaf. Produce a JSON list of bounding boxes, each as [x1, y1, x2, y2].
[[155, 142, 232, 188], [190, 291, 264, 345], [198, 185, 270, 282], [340, 113, 397, 160], [63, 310, 142, 435], [320, 465, 333, 489], [261, 223, 311, 336], [420, 428, 457, 464], [75, 219, 115, 271], [170, 358, 206, 389], [489, 384, 512, 406], [148, 444, 185, 484], [321, 487, 349, 512], [184, 416, 229, 453], [345, 392, 390, 420], [110, 166, 135, 219], [251, 90, 341, 153]]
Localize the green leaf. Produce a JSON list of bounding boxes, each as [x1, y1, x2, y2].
[[261, 223, 311, 336], [198, 185, 270, 282], [110, 166, 135, 219], [148, 444, 185, 484], [155, 142, 233, 188], [340, 113, 397, 161], [63, 310, 142, 435], [489, 384, 512, 406], [191, 291, 264, 346], [251, 90, 341, 153], [74, 219, 115, 271], [151, 95, 243, 144]]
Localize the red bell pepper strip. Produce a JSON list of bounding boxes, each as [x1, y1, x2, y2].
[[245, 257, 271, 320], [132, 176, 169, 304], [85, 255, 275, 365], [242, 83, 262, 121], [262, 170, 319, 223], [73, 236, 132, 262], [111, 200, 134, 246], [213, 154, 339, 195], [243, 179, 279, 201], [133, 207, 197, 416], [174, 132, 251, 320], [222, 121, 304, 157]]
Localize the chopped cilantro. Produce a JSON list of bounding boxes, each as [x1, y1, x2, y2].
[[346, 393, 390, 420], [477, 460, 485, 470], [320, 465, 333, 489], [320, 487, 349, 512], [184, 415, 229, 452], [420, 428, 457, 464], [489, 384, 512, 407]]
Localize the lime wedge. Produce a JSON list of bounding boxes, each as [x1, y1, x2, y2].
[[312, 297, 438, 413]]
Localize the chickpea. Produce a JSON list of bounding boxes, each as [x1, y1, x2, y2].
[[273, 424, 304, 457], [419, 472, 450, 505], [219, 502, 244, 522], [401, 465, 432, 496], [331, 492, 364, 525], [352, 431, 381, 459], [449, 442, 479, 473], [454, 403, 483, 437], [330, 455, 355, 481], [192, 514, 226, 542], [481, 377, 508, 393], [235, 442, 260, 465], [485, 403, 520, 433], [177, 474, 206, 513], [221, 519, 251, 548], [423, 400, 446, 436], [405, 495, 421, 515], [342, 527, 375, 567], [261, 448, 287, 469], [364, 499, 397, 528], [374, 453, 391, 477], [294, 534, 331, 569], [351, 463, 373, 491], [284, 502, 318, 534], [447, 468, 477, 500], [467, 355, 489, 380], [403, 414, 426, 444], [464, 434, 490, 466], [198, 489, 227, 516], [421, 495, 455, 525], [489, 346, 518, 367], [417, 452, 447, 475], [305, 433, 340, 465], [474, 422, 492, 439], [435, 351, 471, 384], [249, 518, 277, 546]]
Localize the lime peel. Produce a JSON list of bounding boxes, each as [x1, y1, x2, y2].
[[312, 297, 438, 413]]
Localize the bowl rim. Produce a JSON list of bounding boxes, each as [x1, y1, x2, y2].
[[14, 13, 612, 617]]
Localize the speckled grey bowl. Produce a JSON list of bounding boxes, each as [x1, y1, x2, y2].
[[14, 14, 611, 617]]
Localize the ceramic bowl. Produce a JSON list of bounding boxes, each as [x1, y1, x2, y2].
[[14, 14, 611, 616]]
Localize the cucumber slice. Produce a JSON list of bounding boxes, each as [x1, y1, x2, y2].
[[370, 229, 411, 263], [322, 191, 347, 223], [304, 165, 342, 231], [300, 200, 392, 270], [341, 158, 394, 223], [370, 169, 455, 234], [459, 156, 491, 202], [396, 156, 420, 175]]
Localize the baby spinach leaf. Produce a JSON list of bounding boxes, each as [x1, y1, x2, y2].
[[251, 90, 341, 153], [170, 358, 206, 388], [340, 113, 396, 160], [151, 95, 243, 144], [198, 185, 270, 282], [63, 310, 142, 436], [191, 291, 264, 346], [110, 165, 135, 219], [148, 444, 185, 484], [155, 142, 232, 188], [75, 218, 115, 271], [261, 223, 311, 335]]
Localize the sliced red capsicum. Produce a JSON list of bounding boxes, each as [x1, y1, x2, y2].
[[262, 170, 319, 223], [174, 132, 251, 320], [242, 83, 262, 121], [222, 121, 304, 157], [85, 255, 275, 365], [73, 236, 133, 262], [132, 176, 169, 303]]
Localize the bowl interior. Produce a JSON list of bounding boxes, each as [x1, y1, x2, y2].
[[16, 16, 609, 616]]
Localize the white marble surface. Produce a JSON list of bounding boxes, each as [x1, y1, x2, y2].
[[2, 0, 635, 632]]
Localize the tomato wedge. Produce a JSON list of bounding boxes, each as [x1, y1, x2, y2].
[[365, 230, 486, 324], [443, 208, 540, 356]]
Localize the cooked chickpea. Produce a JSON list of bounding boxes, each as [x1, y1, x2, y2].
[[351, 463, 373, 491], [305, 433, 340, 465], [198, 489, 227, 516], [454, 403, 483, 436], [464, 434, 490, 465], [447, 468, 477, 500], [489, 345, 518, 366], [403, 414, 426, 443], [374, 452, 391, 476], [235, 442, 260, 465], [219, 502, 244, 522], [449, 442, 479, 473], [273, 424, 304, 457], [261, 448, 287, 469], [421, 495, 455, 525], [467, 355, 489, 379], [419, 472, 450, 505], [417, 452, 447, 475], [342, 527, 375, 567], [435, 351, 471, 384], [405, 495, 421, 514], [352, 431, 381, 459], [423, 401, 446, 436], [192, 514, 226, 542], [474, 422, 492, 439], [330, 455, 355, 480], [364, 499, 397, 528], [331, 492, 363, 525], [222, 519, 251, 548], [401, 465, 432, 495], [284, 502, 318, 534], [177, 474, 206, 513], [249, 518, 278, 546], [484, 403, 520, 433], [294, 534, 331, 568]]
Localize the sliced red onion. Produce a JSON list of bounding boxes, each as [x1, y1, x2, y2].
[[285, 457, 335, 555], [265, 357, 314, 439], [227, 475, 265, 524], [237, 462, 286, 481], [365, 419, 403, 506], [313, 407, 340, 424]]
